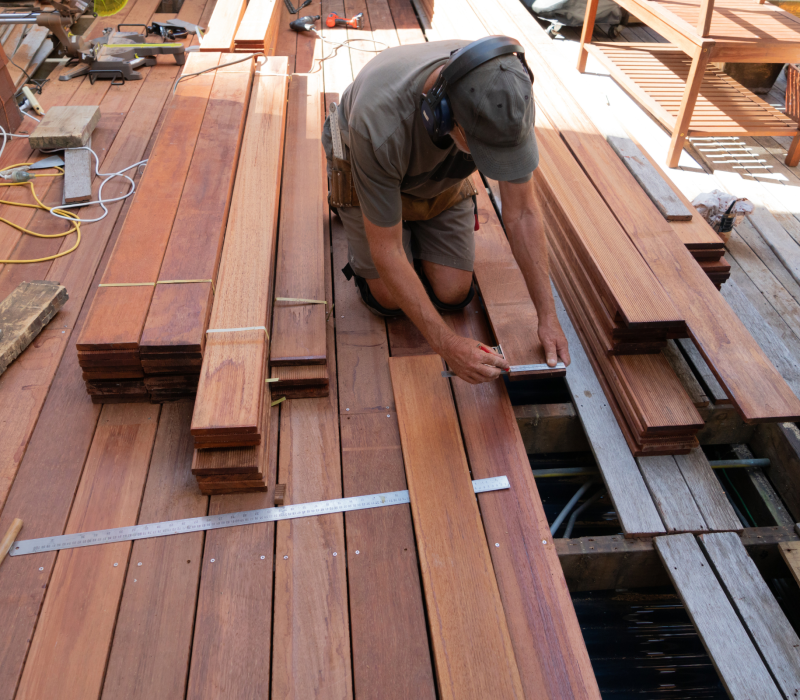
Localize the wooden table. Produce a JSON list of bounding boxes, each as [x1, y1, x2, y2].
[[577, 0, 800, 166]]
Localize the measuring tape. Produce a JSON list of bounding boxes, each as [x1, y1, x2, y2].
[[9, 476, 510, 557], [441, 362, 566, 378]]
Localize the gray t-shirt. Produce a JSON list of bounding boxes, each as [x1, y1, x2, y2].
[[322, 40, 533, 228]]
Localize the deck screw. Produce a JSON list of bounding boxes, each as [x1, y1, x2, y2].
[[333, 552, 337, 556], [134, 579, 137, 582], [261, 555, 265, 560], [495, 543, 499, 547], [387, 414, 390, 418], [355, 550, 360, 554], [39, 567, 43, 571], [284, 555, 288, 559], [210, 558, 215, 563], [346, 408, 349, 411], [114, 563, 118, 567], [137, 562, 142, 566], [542, 540, 547, 545]]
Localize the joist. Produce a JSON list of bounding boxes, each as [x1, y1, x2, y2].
[[138, 57, 255, 399], [199, 0, 247, 51], [191, 59, 290, 448], [0, 281, 67, 376], [390, 353, 525, 700], [699, 531, 800, 699], [654, 534, 783, 700], [269, 74, 327, 372], [77, 52, 223, 358], [445, 302, 602, 699], [15, 403, 160, 700]]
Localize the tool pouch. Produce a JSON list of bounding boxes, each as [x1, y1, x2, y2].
[[329, 155, 360, 208], [400, 177, 478, 221]]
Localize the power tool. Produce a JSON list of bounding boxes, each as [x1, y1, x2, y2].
[[325, 12, 363, 29], [289, 14, 319, 32]]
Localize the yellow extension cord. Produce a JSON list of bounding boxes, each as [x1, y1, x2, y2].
[[0, 163, 81, 264]]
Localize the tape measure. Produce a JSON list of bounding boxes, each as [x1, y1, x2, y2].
[[441, 362, 566, 378], [9, 476, 510, 557]]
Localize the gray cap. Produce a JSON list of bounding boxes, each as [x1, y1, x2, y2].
[[448, 53, 537, 182]]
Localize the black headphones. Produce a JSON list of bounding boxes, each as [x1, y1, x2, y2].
[[420, 35, 533, 141]]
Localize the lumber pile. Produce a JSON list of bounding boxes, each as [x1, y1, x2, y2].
[[201, 0, 282, 54], [76, 53, 259, 403], [268, 76, 328, 397], [0, 43, 21, 134], [188, 67, 292, 493]]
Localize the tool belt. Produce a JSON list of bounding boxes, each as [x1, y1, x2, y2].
[[328, 104, 478, 222]]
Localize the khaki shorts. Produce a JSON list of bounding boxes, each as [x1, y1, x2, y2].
[[336, 196, 475, 280]]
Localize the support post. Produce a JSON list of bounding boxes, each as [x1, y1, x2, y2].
[[667, 44, 713, 168], [577, 0, 599, 73]]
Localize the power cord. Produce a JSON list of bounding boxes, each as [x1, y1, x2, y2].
[[311, 28, 388, 61]]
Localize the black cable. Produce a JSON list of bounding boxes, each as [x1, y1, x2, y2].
[[283, 0, 312, 14]]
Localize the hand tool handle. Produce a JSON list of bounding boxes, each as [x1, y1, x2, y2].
[[0, 518, 23, 567]]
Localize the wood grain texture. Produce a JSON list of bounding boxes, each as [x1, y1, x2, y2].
[[140, 57, 255, 359], [29, 105, 100, 149], [0, 281, 67, 375], [389, 354, 524, 700], [446, 300, 602, 700], [191, 59, 289, 444], [270, 73, 326, 367], [77, 52, 222, 352], [187, 398, 279, 699], [200, 0, 247, 51], [699, 531, 800, 699], [654, 533, 783, 700], [638, 456, 708, 533], [16, 403, 160, 700], [234, 0, 281, 52], [63, 146, 93, 204], [554, 289, 666, 536], [674, 448, 742, 532], [778, 540, 800, 587], [101, 402, 206, 700]]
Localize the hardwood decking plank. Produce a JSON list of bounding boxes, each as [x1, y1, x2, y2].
[[655, 533, 783, 700], [15, 403, 160, 700], [270, 74, 326, 368], [699, 530, 800, 699], [446, 301, 602, 700], [191, 60, 289, 445], [101, 402, 206, 700], [389, 353, 524, 700], [200, 0, 247, 51]]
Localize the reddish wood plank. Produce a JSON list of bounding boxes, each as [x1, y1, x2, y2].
[[389, 353, 524, 700]]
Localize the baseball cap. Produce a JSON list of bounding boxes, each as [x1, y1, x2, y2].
[[448, 52, 537, 182]]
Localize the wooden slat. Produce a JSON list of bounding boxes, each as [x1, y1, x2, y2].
[[233, 0, 281, 52], [77, 52, 222, 353], [778, 539, 800, 587], [446, 300, 602, 699], [101, 402, 206, 700], [199, 0, 247, 51], [389, 354, 524, 700], [654, 533, 783, 700], [699, 531, 800, 699], [139, 58, 255, 362], [663, 339, 709, 408], [332, 173, 435, 696], [674, 448, 742, 532], [553, 289, 666, 536], [270, 74, 326, 368], [638, 456, 708, 532], [15, 403, 160, 700], [191, 59, 289, 445], [186, 398, 279, 698]]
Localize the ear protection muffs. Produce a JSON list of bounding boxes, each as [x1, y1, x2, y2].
[[420, 35, 533, 141]]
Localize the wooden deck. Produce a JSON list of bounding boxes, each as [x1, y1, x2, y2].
[[0, 0, 798, 698]]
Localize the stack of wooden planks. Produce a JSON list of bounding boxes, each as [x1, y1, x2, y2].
[[201, 0, 282, 53], [76, 52, 256, 403], [0, 43, 21, 134], [189, 63, 291, 494]]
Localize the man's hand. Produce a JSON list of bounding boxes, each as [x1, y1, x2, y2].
[[441, 335, 510, 384], [538, 313, 571, 367]]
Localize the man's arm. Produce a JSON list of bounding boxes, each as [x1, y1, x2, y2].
[[499, 177, 571, 367], [363, 217, 510, 383]]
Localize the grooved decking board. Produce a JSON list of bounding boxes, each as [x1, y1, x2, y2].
[[654, 533, 783, 700], [270, 74, 326, 367], [191, 60, 289, 445], [199, 0, 247, 51], [699, 531, 800, 699], [15, 403, 160, 700], [332, 209, 436, 698], [77, 51, 222, 352], [389, 354, 524, 700], [553, 289, 666, 536], [186, 398, 279, 699], [139, 57, 255, 358], [446, 302, 602, 700], [101, 402, 206, 700], [471, 176, 563, 378]]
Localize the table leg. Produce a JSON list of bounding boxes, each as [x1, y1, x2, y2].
[[577, 0, 600, 73], [667, 47, 711, 168]]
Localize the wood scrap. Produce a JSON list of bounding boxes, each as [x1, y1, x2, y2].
[[63, 143, 92, 204], [0, 280, 67, 375], [29, 105, 101, 150]]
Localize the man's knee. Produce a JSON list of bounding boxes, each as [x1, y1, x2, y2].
[[420, 261, 473, 305]]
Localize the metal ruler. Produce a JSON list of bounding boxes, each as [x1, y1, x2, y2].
[[329, 102, 345, 160], [441, 362, 566, 378], [9, 476, 510, 557]]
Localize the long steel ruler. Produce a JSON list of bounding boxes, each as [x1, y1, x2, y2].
[[441, 362, 566, 378], [9, 476, 510, 557]]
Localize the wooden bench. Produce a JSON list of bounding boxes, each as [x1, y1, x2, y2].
[[578, 0, 800, 166]]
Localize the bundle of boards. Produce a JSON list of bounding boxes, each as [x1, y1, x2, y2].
[[429, 0, 800, 455]]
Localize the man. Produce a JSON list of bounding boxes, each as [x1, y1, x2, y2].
[[322, 36, 570, 384]]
